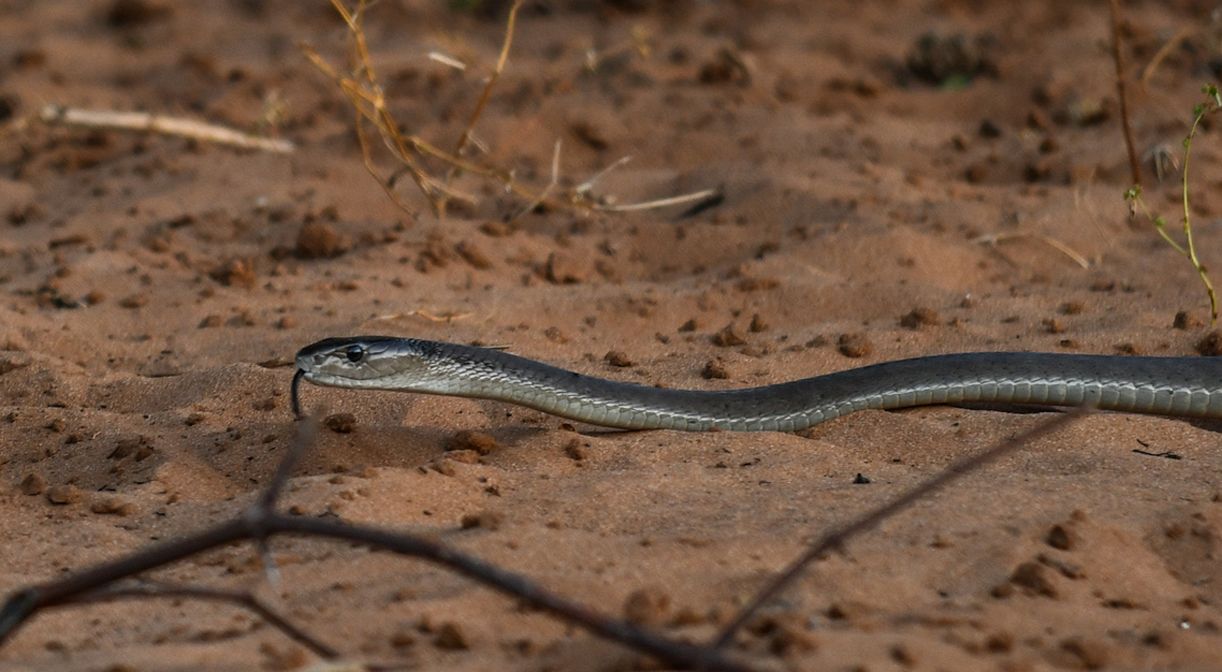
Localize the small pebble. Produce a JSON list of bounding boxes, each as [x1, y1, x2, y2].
[[1195, 330, 1222, 356], [118, 294, 148, 309], [900, 307, 939, 329], [702, 359, 730, 379], [1174, 310, 1203, 330], [623, 587, 671, 626], [447, 430, 499, 455], [296, 222, 350, 259], [460, 510, 503, 530], [712, 324, 746, 347], [90, 496, 137, 516], [46, 484, 82, 505], [20, 472, 46, 495], [837, 332, 872, 358], [563, 438, 589, 461], [1009, 561, 1057, 598], [604, 350, 634, 367], [433, 622, 469, 650], [210, 258, 257, 288], [456, 240, 493, 269], [1046, 524, 1075, 551], [544, 251, 587, 284], [324, 413, 356, 433]]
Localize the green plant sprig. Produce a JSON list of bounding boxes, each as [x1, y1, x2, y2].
[[1125, 83, 1222, 324]]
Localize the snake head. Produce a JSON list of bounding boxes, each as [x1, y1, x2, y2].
[[294, 336, 423, 386]]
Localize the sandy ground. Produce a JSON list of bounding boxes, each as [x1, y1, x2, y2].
[[2, 1, 1222, 670]]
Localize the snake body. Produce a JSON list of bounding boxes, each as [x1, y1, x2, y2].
[[292, 336, 1222, 431]]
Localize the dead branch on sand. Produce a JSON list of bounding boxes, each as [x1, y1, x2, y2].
[[712, 408, 1089, 648], [302, 0, 717, 220], [0, 404, 1087, 669], [0, 415, 753, 672], [36, 105, 295, 153]]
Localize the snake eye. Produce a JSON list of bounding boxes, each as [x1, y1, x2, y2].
[[343, 345, 366, 363]]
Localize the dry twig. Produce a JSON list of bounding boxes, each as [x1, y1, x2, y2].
[[302, 0, 715, 220], [972, 231, 1091, 269], [1108, 0, 1141, 188], [37, 105, 295, 153]]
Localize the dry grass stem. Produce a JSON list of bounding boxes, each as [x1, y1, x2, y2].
[[428, 51, 468, 70], [37, 105, 295, 153], [512, 139, 562, 222], [594, 188, 723, 213], [576, 155, 634, 195], [973, 232, 1091, 269], [1108, 0, 1141, 188], [1140, 27, 1195, 91], [304, 1, 714, 221]]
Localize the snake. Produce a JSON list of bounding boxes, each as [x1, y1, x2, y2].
[[291, 336, 1222, 431], [292, 336, 1222, 431]]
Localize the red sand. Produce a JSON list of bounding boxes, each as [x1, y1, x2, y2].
[[2, 1, 1221, 670]]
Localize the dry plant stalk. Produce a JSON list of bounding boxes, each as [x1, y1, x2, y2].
[[302, 0, 718, 220], [1108, 0, 1141, 188], [37, 105, 295, 153]]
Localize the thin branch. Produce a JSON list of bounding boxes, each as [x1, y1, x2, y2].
[[1108, 0, 1141, 188], [37, 105, 295, 154], [713, 407, 1090, 648]]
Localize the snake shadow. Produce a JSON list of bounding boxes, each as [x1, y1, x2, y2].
[[949, 402, 1222, 433]]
